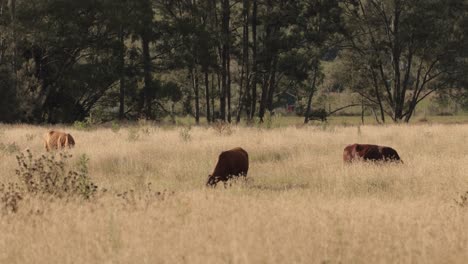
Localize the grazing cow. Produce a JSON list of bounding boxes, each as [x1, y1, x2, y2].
[[207, 147, 249, 187], [343, 144, 402, 163], [43, 130, 75, 151]]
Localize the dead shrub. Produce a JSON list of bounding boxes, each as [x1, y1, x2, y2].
[[212, 121, 233, 136], [117, 183, 174, 209], [14, 150, 98, 200], [454, 191, 468, 208], [0, 183, 23, 213]]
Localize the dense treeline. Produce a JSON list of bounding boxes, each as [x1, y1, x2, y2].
[[0, 0, 466, 124]]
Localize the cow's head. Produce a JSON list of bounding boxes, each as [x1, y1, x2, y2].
[[206, 175, 218, 187]]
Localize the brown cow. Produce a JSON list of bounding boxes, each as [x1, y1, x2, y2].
[[206, 147, 249, 187], [43, 130, 75, 151], [343, 144, 402, 163]]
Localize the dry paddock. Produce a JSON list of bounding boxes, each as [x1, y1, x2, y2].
[[0, 124, 467, 264]]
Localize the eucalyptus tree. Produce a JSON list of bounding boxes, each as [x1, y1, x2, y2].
[[341, 0, 466, 122]]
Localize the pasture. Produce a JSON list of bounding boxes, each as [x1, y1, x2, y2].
[[0, 123, 467, 263]]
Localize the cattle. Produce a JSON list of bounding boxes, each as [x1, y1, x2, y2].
[[43, 130, 75, 151], [343, 144, 402, 163], [206, 147, 249, 187]]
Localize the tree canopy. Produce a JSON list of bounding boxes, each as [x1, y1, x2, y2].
[[0, 0, 466, 124]]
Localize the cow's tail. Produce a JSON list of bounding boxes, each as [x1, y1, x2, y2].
[[44, 131, 54, 151], [44, 138, 49, 152]]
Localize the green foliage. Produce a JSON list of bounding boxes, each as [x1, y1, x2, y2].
[[306, 109, 328, 122], [73, 120, 91, 131], [0, 0, 465, 124], [0, 67, 18, 122], [159, 81, 183, 103], [74, 154, 96, 199], [111, 121, 121, 133], [340, 0, 467, 122], [263, 112, 283, 129]]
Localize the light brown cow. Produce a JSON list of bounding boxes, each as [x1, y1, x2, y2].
[[343, 144, 402, 163], [207, 147, 249, 187], [43, 130, 75, 151]]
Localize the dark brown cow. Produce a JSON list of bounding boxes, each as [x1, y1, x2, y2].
[[207, 147, 249, 187], [43, 130, 75, 151], [343, 144, 402, 163]]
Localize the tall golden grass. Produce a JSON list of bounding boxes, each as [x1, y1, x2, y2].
[[0, 123, 467, 263]]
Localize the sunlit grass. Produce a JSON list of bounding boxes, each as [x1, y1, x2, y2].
[[0, 123, 467, 263]]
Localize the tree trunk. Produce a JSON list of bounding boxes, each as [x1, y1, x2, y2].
[[258, 24, 273, 122], [142, 32, 152, 119], [204, 69, 211, 123], [361, 96, 365, 124], [370, 68, 385, 123], [258, 74, 269, 122], [170, 102, 175, 124], [211, 73, 216, 121], [239, 0, 250, 121], [266, 55, 278, 113], [225, 0, 231, 123], [193, 68, 200, 124], [217, 71, 223, 121], [236, 55, 245, 123], [249, 0, 258, 120], [118, 25, 125, 120], [304, 66, 319, 124], [392, 0, 403, 121], [227, 43, 231, 123], [219, 0, 231, 121], [7, 0, 17, 96], [236, 0, 250, 124], [220, 46, 226, 121]]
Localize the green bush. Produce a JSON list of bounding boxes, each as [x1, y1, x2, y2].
[[73, 120, 91, 131], [111, 121, 121, 133]]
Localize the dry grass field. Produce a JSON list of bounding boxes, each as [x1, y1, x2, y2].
[[0, 123, 467, 264]]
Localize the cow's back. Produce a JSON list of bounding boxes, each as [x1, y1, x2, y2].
[[344, 143, 402, 163], [359, 144, 382, 161], [44, 131, 61, 150], [216, 148, 249, 177], [44, 130, 75, 151]]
